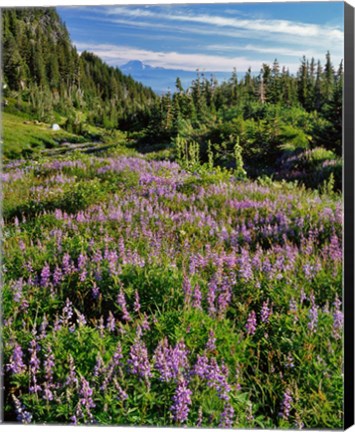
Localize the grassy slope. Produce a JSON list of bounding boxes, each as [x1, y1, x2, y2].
[[2, 112, 87, 160], [1, 111, 134, 161]]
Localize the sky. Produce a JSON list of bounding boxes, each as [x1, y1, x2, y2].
[[58, 2, 344, 73]]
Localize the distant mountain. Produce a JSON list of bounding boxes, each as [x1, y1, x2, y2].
[[121, 60, 154, 72], [119, 60, 241, 94]]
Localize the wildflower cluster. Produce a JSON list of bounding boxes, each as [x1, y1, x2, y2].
[[3, 154, 343, 428]]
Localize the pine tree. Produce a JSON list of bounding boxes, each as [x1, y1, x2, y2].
[[297, 56, 308, 108], [323, 51, 335, 101]]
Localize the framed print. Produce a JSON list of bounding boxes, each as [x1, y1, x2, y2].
[[1, 0, 354, 429]]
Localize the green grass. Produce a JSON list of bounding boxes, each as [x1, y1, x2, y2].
[[1, 111, 136, 160], [2, 112, 86, 159]]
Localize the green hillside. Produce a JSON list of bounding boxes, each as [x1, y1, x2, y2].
[[2, 8, 156, 132]]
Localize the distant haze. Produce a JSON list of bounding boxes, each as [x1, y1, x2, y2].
[[119, 60, 243, 94]]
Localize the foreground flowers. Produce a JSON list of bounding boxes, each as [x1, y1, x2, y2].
[[3, 154, 343, 427]]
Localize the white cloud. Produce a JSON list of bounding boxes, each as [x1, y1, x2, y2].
[[105, 6, 343, 41], [99, 6, 343, 62], [74, 41, 276, 71], [205, 43, 343, 64]]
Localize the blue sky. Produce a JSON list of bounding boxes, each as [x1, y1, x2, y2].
[[58, 2, 344, 73]]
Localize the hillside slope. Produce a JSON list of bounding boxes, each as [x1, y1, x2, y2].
[[2, 8, 157, 132]]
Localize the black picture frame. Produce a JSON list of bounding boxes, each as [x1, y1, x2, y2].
[[344, 2, 355, 429]]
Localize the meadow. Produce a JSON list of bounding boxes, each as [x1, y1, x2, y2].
[[2, 147, 343, 428]]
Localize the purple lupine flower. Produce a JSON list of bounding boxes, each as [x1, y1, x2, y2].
[[193, 354, 209, 379], [107, 250, 119, 276], [117, 288, 131, 321], [300, 289, 307, 304], [308, 294, 318, 333], [136, 324, 143, 338], [101, 343, 123, 390], [285, 353, 294, 369], [207, 278, 217, 317], [205, 330, 216, 352], [194, 354, 231, 400], [43, 347, 55, 401], [333, 295, 343, 340], [206, 358, 231, 401], [141, 313, 150, 331], [328, 234, 342, 262], [170, 340, 189, 378], [20, 296, 29, 312], [12, 395, 32, 424], [44, 347, 55, 382], [246, 401, 254, 422], [118, 237, 125, 259], [289, 298, 299, 323], [189, 255, 197, 275], [295, 412, 304, 429], [40, 263, 51, 287], [39, 314, 48, 339], [13, 278, 23, 303], [106, 311, 116, 332], [170, 376, 192, 424], [245, 310, 257, 335], [134, 290, 141, 313], [260, 300, 271, 323], [154, 338, 174, 382], [93, 249, 103, 263], [128, 337, 151, 380], [238, 248, 253, 281], [289, 298, 297, 312], [192, 283, 202, 310], [78, 253, 88, 282], [182, 275, 192, 306], [113, 378, 128, 401], [7, 343, 26, 374], [53, 266, 63, 286], [54, 314, 62, 332], [29, 340, 41, 394], [93, 354, 104, 377], [62, 253, 73, 275], [94, 267, 102, 282], [217, 282, 232, 317], [262, 258, 272, 276], [197, 407, 203, 427], [279, 389, 293, 420], [24, 261, 33, 275], [76, 311, 87, 327], [61, 298, 74, 327], [234, 366, 242, 391], [78, 253, 87, 270], [78, 377, 96, 422], [98, 316, 105, 338], [92, 282, 100, 299], [66, 355, 78, 387], [219, 403, 235, 428], [322, 301, 330, 314]]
